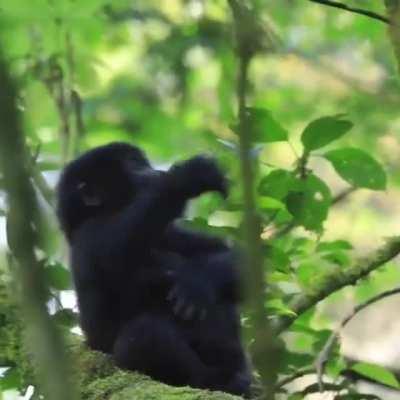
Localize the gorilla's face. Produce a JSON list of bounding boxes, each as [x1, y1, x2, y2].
[[56, 142, 162, 238]]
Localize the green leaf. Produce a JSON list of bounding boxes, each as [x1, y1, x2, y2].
[[0, 367, 22, 391], [259, 196, 286, 210], [44, 263, 72, 291], [324, 148, 387, 190], [301, 115, 353, 151], [266, 298, 297, 317], [317, 240, 353, 252], [297, 263, 316, 288], [258, 169, 299, 199], [52, 309, 78, 328], [352, 362, 400, 389], [285, 174, 332, 231], [265, 245, 291, 273], [245, 108, 288, 143]]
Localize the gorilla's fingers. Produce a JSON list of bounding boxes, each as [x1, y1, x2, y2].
[[167, 286, 178, 301], [173, 298, 186, 316], [182, 305, 195, 320]]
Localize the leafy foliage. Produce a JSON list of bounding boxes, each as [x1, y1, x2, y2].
[[301, 115, 353, 152], [324, 148, 387, 190], [0, 0, 399, 399]]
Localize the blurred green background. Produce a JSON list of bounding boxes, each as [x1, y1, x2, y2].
[[1, 1, 400, 399]]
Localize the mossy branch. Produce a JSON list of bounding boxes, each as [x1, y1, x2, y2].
[[0, 302, 243, 400], [275, 236, 400, 333], [0, 49, 78, 400]]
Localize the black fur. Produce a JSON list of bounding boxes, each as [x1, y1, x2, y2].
[[56, 142, 251, 395]]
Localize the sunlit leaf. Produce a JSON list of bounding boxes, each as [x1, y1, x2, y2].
[[44, 263, 72, 291], [266, 298, 297, 316], [259, 196, 286, 210], [258, 169, 299, 199], [0, 367, 22, 391], [285, 174, 332, 231], [244, 108, 288, 143], [324, 148, 387, 190], [265, 244, 291, 273], [352, 362, 400, 389], [317, 240, 353, 252], [301, 115, 353, 151]]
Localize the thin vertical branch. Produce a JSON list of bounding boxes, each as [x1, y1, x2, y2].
[[0, 50, 79, 400], [228, 1, 279, 398]]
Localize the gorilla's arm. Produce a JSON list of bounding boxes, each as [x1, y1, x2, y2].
[[92, 156, 227, 254], [161, 224, 230, 254], [160, 224, 242, 303]]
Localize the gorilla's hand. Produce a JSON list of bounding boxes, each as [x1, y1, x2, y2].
[[167, 266, 217, 321], [169, 156, 228, 199]]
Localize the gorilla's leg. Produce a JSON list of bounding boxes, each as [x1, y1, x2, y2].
[[113, 314, 219, 389], [192, 338, 251, 396]]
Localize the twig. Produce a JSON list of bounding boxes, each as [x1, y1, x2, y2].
[[275, 236, 400, 334], [314, 330, 337, 391], [332, 187, 356, 206], [308, 0, 390, 24], [275, 367, 315, 388], [314, 287, 400, 391], [342, 287, 400, 327]]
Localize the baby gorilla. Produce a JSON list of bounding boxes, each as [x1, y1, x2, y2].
[[57, 142, 251, 395]]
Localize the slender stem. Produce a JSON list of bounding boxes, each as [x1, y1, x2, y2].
[[314, 286, 400, 390], [228, 1, 279, 397], [275, 367, 315, 388], [308, 0, 390, 24], [0, 49, 79, 400], [342, 286, 400, 327]]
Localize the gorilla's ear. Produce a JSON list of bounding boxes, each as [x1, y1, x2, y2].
[[77, 182, 102, 207]]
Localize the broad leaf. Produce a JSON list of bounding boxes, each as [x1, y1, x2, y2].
[[0, 367, 22, 391], [52, 309, 79, 328], [264, 245, 291, 273], [301, 115, 353, 151], [285, 174, 332, 231], [259, 196, 286, 210], [245, 108, 288, 143], [45, 263, 72, 291], [266, 298, 297, 317], [352, 362, 400, 389], [324, 148, 387, 190], [258, 169, 298, 199]]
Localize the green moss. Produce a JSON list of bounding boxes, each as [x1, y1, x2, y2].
[[84, 370, 241, 400], [0, 276, 246, 400]]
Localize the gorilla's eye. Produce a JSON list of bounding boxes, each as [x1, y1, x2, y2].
[[77, 181, 102, 207]]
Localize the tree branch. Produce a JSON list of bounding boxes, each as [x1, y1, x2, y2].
[[0, 48, 78, 400], [314, 286, 400, 390], [308, 0, 390, 24], [228, 0, 279, 398], [275, 236, 400, 333]]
